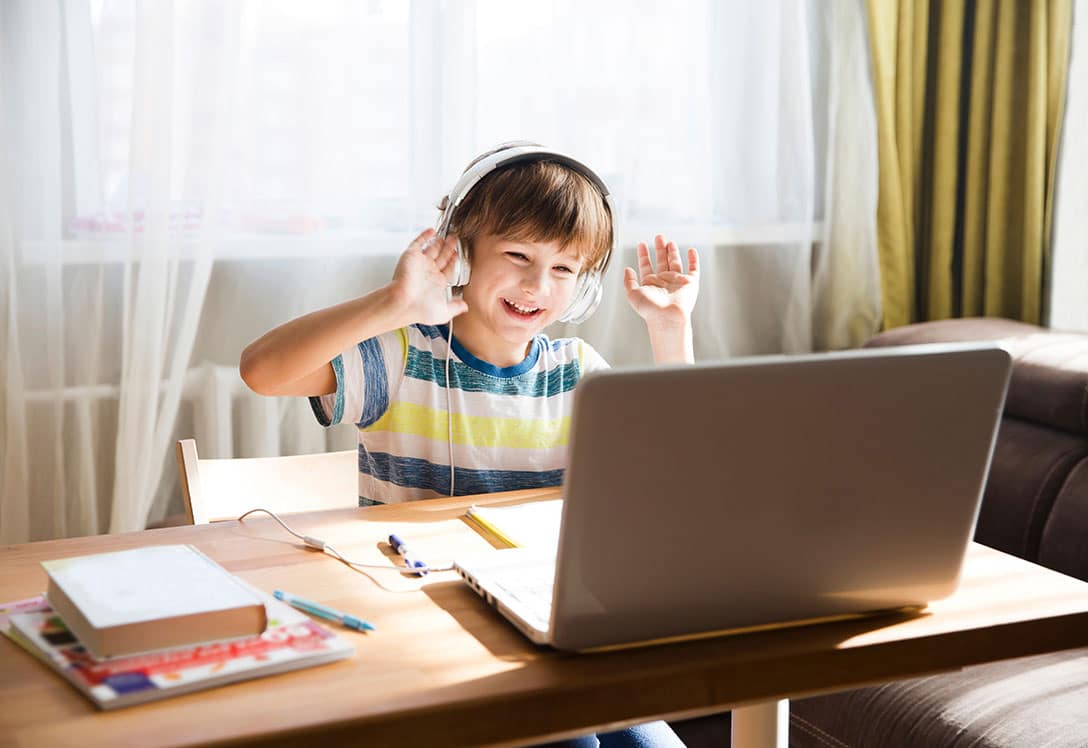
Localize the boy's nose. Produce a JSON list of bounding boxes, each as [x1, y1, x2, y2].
[[520, 268, 551, 297]]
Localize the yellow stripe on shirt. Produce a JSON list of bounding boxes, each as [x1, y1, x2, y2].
[[365, 400, 570, 449], [394, 327, 409, 370]]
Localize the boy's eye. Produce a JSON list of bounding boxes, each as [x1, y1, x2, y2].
[[506, 252, 529, 262], [554, 265, 574, 274]]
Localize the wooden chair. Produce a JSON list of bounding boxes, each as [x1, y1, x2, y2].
[[175, 439, 358, 524]]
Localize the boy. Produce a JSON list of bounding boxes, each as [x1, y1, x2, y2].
[[241, 146, 697, 747], [240, 147, 699, 505]]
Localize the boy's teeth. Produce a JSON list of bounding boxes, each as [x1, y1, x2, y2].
[[505, 299, 540, 314]]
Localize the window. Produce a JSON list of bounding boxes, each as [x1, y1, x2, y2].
[[60, 0, 829, 260]]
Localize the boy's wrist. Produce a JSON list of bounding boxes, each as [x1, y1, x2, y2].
[[644, 308, 692, 336], [646, 315, 694, 365], [372, 284, 417, 330]]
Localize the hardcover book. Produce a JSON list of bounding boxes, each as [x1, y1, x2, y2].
[[42, 544, 267, 659]]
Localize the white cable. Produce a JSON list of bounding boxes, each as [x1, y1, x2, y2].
[[446, 316, 456, 497], [236, 508, 456, 589]]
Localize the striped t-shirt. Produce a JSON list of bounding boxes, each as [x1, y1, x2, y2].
[[309, 323, 609, 504]]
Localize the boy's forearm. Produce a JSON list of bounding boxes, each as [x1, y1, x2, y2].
[[647, 319, 695, 364], [240, 286, 410, 395]]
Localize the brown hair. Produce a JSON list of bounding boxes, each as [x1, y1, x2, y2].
[[449, 159, 613, 273]]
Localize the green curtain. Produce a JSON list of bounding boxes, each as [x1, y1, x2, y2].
[[867, 0, 1072, 327]]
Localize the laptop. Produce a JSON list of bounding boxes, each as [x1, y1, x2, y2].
[[453, 343, 1012, 651]]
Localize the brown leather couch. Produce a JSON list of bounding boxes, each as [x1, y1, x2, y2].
[[791, 317, 1088, 747]]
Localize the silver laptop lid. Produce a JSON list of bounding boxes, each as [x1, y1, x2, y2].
[[550, 343, 1012, 650]]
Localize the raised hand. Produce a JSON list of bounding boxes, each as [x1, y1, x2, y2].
[[623, 235, 700, 328], [389, 228, 469, 325]]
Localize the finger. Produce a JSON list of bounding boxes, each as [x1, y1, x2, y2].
[[412, 228, 437, 252], [654, 235, 668, 274], [423, 231, 447, 255], [436, 240, 459, 275], [637, 242, 653, 280], [440, 241, 465, 282], [666, 241, 681, 273], [436, 234, 457, 262], [687, 247, 699, 276], [623, 266, 639, 293]]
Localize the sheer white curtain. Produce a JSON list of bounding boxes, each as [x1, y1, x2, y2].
[[1, 0, 878, 542], [2, 0, 236, 541], [1050, 0, 1088, 332]]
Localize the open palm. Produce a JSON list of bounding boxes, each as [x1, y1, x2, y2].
[[624, 235, 700, 324]]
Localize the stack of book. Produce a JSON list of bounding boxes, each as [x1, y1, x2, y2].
[[0, 544, 353, 709]]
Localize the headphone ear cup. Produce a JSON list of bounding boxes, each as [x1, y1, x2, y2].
[[559, 270, 603, 324], [449, 238, 471, 287]]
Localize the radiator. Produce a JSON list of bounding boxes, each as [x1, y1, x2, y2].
[[184, 363, 354, 459], [24, 363, 351, 459]]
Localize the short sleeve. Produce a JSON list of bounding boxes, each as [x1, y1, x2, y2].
[[308, 328, 408, 427], [578, 339, 610, 375]]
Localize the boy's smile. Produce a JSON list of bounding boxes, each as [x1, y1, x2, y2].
[[501, 297, 544, 319], [454, 234, 585, 367]]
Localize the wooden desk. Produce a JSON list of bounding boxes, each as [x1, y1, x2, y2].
[[4, 487, 1088, 748]]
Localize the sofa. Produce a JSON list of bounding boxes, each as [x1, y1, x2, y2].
[[790, 317, 1088, 747], [670, 317, 1088, 748]]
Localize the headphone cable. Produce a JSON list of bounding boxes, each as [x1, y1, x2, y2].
[[446, 315, 456, 497], [237, 507, 454, 593]]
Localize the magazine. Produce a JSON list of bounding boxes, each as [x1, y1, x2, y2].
[[4, 591, 354, 710], [0, 595, 53, 663]]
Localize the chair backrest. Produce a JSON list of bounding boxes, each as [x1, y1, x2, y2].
[[175, 439, 358, 524]]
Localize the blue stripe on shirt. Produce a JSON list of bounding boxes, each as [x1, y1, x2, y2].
[[414, 323, 449, 340], [357, 337, 388, 427], [359, 451, 564, 497], [308, 395, 331, 427], [404, 347, 580, 397], [307, 354, 346, 426], [331, 354, 346, 425]]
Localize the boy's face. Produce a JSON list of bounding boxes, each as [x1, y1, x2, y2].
[[455, 234, 586, 364]]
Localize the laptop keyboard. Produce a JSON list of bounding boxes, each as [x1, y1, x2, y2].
[[490, 563, 555, 628]]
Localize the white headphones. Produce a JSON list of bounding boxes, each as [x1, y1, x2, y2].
[[434, 142, 616, 325]]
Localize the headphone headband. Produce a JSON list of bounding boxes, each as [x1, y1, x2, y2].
[[436, 144, 615, 265]]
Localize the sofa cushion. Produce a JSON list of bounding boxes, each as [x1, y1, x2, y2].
[[866, 318, 1088, 436], [979, 418, 1088, 562], [863, 317, 1042, 346], [1039, 457, 1088, 580], [790, 648, 1088, 748]]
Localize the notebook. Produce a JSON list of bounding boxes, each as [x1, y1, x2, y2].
[[453, 343, 1012, 651], [464, 500, 563, 549]]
